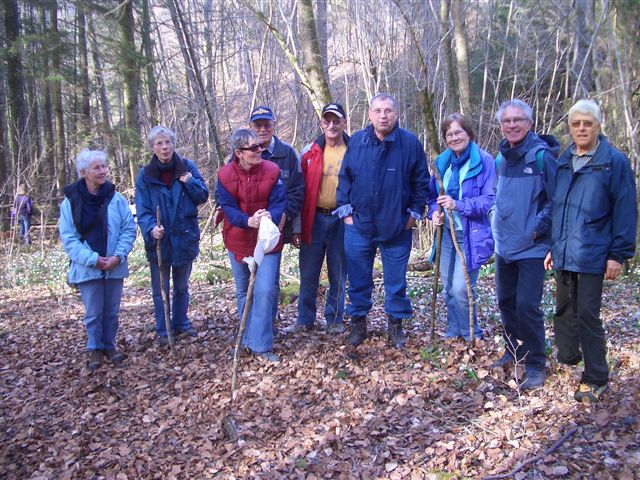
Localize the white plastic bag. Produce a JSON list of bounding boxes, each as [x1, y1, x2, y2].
[[243, 217, 281, 271]]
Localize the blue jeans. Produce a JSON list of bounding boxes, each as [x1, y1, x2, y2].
[[272, 255, 282, 321], [495, 254, 546, 369], [19, 215, 31, 243], [229, 252, 280, 352], [297, 212, 347, 327], [440, 228, 481, 340], [78, 278, 124, 351], [344, 225, 413, 318], [150, 261, 193, 338]]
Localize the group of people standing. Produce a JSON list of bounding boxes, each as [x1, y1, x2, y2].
[[58, 93, 636, 404]]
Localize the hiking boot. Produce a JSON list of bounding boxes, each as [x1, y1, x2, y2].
[[177, 326, 197, 337], [490, 352, 515, 369], [574, 383, 608, 403], [348, 316, 368, 346], [158, 336, 169, 347], [283, 322, 314, 335], [105, 349, 127, 364], [387, 316, 407, 349], [326, 322, 346, 335], [252, 350, 280, 363], [521, 367, 546, 390], [88, 350, 103, 371]]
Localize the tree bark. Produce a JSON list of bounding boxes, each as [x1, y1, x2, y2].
[[0, 17, 7, 188], [314, 0, 329, 74], [50, 1, 66, 191], [39, 5, 54, 190], [572, 0, 595, 98], [142, 0, 159, 125], [451, 0, 471, 115], [77, 2, 91, 142], [438, 0, 459, 113]]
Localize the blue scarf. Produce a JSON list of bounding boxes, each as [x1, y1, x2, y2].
[[446, 143, 471, 200]]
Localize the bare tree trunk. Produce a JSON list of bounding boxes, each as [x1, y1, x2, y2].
[[314, 0, 329, 74], [50, 1, 66, 191], [88, 16, 112, 132], [451, 0, 471, 115], [3, 0, 29, 177], [0, 19, 7, 189], [438, 0, 458, 113], [572, 0, 595, 98], [118, 0, 141, 185], [77, 2, 91, 143], [39, 5, 54, 192], [142, 0, 159, 125]]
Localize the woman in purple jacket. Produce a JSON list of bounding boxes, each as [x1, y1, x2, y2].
[[427, 113, 495, 341]]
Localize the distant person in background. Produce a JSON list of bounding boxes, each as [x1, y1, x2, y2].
[[248, 106, 305, 328], [59, 149, 136, 371], [217, 128, 287, 362], [545, 99, 637, 402], [14, 184, 33, 245], [490, 99, 559, 391], [287, 103, 349, 335], [427, 113, 495, 342], [335, 93, 429, 349], [135, 126, 209, 347]]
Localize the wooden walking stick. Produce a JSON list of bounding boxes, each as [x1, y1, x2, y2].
[[222, 263, 259, 441], [156, 206, 175, 351], [429, 185, 445, 344], [432, 168, 477, 347]]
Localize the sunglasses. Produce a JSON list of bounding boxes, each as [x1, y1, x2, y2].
[[238, 144, 262, 153]]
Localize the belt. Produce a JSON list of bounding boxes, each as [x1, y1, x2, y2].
[[316, 207, 334, 215]]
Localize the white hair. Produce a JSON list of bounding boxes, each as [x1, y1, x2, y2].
[[369, 93, 398, 111], [495, 99, 533, 123], [568, 99, 602, 124], [75, 149, 107, 177], [147, 125, 176, 150]]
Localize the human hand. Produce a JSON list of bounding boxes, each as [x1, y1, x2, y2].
[[213, 207, 224, 228], [291, 233, 302, 248], [605, 259, 622, 280], [278, 212, 287, 231], [405, 217, 416, 230], [343, 215, 353, 225], [102, 256, 121, 271], [152, 225, 165, 239], [543, 252, 553, 270], [437, 195, 457, 211], [179, 172, 192, 183], [432, 211, 444, 226], [95, 256, 109, 270], [248, 209, 269, 228]]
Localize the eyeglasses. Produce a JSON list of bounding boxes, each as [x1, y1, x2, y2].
[[500, 117, 529, 125], [445, 130, 467, 140], [238, 144, 262, 153], [570, 120, 595, 128], [322, 119, 343, 126]]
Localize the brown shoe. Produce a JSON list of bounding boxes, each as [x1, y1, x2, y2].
[[105, 349, 127, 364], [88, 350, 103, 370]]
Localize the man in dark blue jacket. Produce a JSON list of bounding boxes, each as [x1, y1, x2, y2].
[[335, 93, 429, 348], [249, 106, 305, 326], [490, 99, 559, 390], [545, 99, 637, 403]]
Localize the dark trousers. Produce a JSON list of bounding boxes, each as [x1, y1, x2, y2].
[[553, 270, 608, 386], [495, 255, 546, 369]]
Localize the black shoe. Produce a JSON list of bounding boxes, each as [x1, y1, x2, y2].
[[348, 316, 368, 346], [105, 349, 127, 364], [88, 350, 103, 370], [387, 316, 406, 349], [490, 352, 514, 369], [521, 367, 546, 390], [177, 326, 197, 337]]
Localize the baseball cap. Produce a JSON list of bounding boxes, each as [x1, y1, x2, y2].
[[321, 103, 346, 118], [250, 106, 275, 122]]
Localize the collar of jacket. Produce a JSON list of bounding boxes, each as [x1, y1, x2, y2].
[[231, 156, 263, 175], [143, 152, 188, 183], [366, 122, 400, 143], [435, 141, 483, 180], [558, 134, 611, 169]]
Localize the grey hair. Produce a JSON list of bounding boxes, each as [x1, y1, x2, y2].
[[147, 125, 176, 150], [568, 99, 602, 124], [495, 99, 533, 123], [75, 149, 107, 177], [230, 128, 259, 151], [369, 93, 398, 111]]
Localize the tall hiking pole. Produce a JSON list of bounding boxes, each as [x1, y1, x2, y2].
[[432, 168, 476, 347], [222, 262, 259, 441], [429, 186, 445, 344], [156, 206, 175, 351]]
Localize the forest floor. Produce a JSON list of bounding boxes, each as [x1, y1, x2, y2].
[[1, 256, 639, 479]]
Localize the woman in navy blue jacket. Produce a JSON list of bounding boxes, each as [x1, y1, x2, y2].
[[135, 126, 209, 346], [427, 113, 495, 341]]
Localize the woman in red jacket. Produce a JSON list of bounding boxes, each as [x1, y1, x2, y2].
[[216, 129, 287, 362]]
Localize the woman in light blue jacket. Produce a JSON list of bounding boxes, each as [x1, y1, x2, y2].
[[59, 149, 136, 371]]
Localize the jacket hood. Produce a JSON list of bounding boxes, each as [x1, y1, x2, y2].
[[499, 131, 560, 161]]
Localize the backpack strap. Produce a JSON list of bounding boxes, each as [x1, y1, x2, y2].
[[496, 147, 547, 174]]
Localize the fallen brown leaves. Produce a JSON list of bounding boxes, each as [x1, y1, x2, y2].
[[1, 273, 638, 479]]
